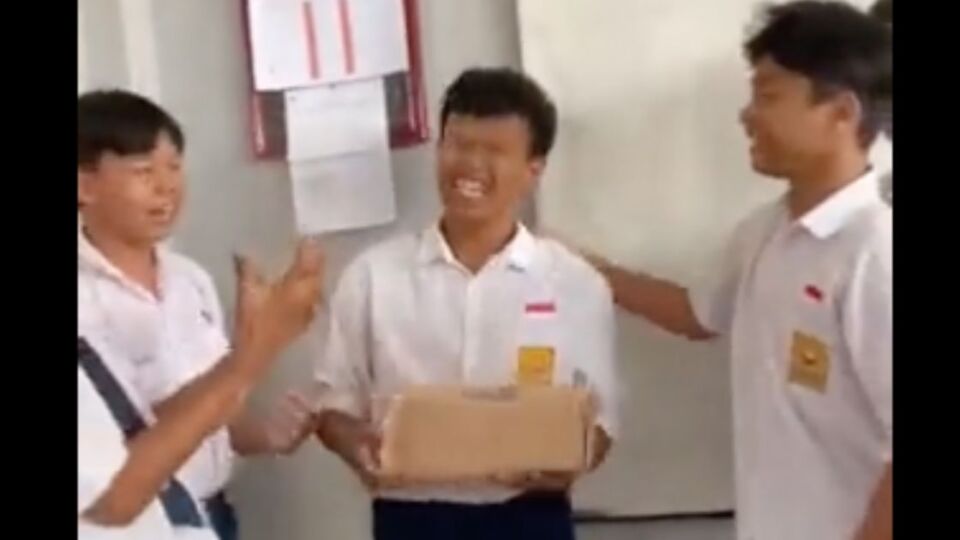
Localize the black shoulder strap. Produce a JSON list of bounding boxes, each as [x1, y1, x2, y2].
[[78, 337, 205, 528]]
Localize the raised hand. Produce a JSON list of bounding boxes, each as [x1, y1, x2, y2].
[[233, 238, 325, 367]]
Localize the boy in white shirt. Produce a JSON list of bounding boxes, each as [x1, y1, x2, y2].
[[79, 238, 323, 539], [78, 89, 318, 540], [314, 68, 620, 540], [572, 3, 891, 539]]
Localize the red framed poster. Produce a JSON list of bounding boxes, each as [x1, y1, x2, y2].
[[242, 0, 429, 160]]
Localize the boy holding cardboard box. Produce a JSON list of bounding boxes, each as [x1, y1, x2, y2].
[[313, 68, 619, 540]]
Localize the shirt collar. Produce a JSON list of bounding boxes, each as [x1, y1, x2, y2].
[[796, 168, 881, 239], [78, 224, 170, 300], [417, 221, 537, 272], [78, 226, 124, 282]]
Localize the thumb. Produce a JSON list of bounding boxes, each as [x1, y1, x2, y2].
[[233, 253, 267, 317], [357, 442, 379, 472], [361, 430, 383, 468]]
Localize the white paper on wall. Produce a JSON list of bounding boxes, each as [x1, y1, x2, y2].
[[289, 147, 396, 234], [284, 78, 388, 161]]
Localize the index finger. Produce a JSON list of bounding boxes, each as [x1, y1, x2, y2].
[[289, 237, 325, 278]]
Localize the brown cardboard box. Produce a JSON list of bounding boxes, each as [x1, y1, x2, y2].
[[378, 385, 592, 483]]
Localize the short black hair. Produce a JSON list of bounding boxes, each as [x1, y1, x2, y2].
[[439, 67, 557, 158], [78, 89, 185, 168], [745, 1, 892, 146], [870, 0, 892, 26]]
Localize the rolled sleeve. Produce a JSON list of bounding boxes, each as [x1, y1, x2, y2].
[[313, 259, 373, 420], [570, 271, 621, 439], [594, 289, 620, 439]]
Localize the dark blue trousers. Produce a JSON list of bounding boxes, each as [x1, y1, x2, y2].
[[373, 492, 575, 540], [204, 492, 239, 540]]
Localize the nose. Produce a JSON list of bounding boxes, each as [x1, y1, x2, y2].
[[739, 102, 755, 131], [154, 169, 182, 196], [462, 146, 487, 175]]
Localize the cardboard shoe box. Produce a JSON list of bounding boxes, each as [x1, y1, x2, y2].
[[378, 385, 593, 483]]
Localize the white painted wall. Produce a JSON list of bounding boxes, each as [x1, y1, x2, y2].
[[117, 0, 162, 100], [78, 3, 86, 92], [78, 0, 130, 90], [518, 0, 890, 518], [80, 0, 524, 538]]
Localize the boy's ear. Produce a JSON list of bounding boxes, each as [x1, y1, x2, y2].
[[524, 156, 546, 194], [78, 168, 96, 207], [831, 91, 862, 137], [528, 157, 546, 179]]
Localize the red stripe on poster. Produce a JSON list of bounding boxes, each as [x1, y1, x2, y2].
[[338, 0, 356, 74], [302, 1, 321, 79]]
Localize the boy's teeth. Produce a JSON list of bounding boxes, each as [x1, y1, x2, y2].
[[456, 178, 484, 199]]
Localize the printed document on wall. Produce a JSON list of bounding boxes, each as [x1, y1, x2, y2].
[[284, 78, 387, 161], [289, 147, 396, 234], [247, 0, 409, 91]]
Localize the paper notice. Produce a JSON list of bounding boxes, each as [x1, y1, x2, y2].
[[284, 78, 388, 161], [248, 0, 409, 91], [289, 148, 396, 234]]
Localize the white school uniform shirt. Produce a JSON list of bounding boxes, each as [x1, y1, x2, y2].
[[78, 336, 217, 540], [689, 170, 892, 540], [77, 229, 234, 501], [314, 223, 620, 504]]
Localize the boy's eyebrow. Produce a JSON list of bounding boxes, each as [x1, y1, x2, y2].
[[122, 156, 154, 167], [118, 150, 155, 160], [752, 74, 780, 90]]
